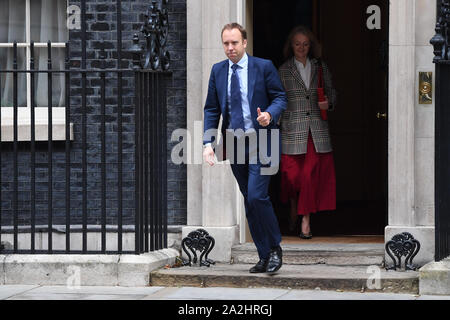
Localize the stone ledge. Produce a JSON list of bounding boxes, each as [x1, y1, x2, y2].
[[0, 227, 183, 253], [419, 258, 450, 295], [0, 248, 180, 287], [1, 107, 74, 142]]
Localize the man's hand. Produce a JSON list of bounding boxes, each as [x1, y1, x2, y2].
[[318, 96, 329, 110], [257, 108, 272, 127], [203, 145, 216, 166]]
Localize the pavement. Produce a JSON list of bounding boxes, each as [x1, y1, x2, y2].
[[1, 285, 450, 300]]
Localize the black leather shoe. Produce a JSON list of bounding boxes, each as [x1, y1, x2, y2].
[[266, 247, 282, 274], [249, 259, 268, 273], [299, 232, 313, 240]]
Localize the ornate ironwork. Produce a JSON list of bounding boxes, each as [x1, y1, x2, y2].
[[385, 232, 421, 271], [129, 34, 143, 70], [431, 0, 450, 63], [139, 0, 171, 70], [181, 229, 216, 267]]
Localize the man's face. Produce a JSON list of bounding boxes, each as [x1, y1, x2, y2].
[[222, 28, 247, 63]]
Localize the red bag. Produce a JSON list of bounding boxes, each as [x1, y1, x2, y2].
[[318, 63, 327, 121]]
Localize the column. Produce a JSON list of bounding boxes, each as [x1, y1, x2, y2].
[[184, 0, 247, 263], [387, 0, 436, 266]]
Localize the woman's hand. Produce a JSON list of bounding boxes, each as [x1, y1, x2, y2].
[[318, 96, 329, 110]]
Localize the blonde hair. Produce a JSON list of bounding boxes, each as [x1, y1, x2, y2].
[[283, 26, 322, 60]]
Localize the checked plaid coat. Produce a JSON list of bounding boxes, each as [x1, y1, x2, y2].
[[278, 57, 337, 155]]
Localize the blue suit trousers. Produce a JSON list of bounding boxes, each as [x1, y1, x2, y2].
[[229, 137, 282, 260]]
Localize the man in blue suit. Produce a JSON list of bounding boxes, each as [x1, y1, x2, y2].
[[203, 23, 287, 274]]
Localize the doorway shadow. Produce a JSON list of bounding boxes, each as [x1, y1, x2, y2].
[[255, 0, 389, 237]]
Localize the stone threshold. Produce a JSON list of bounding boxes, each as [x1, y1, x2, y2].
[[150, 263, 419, 294], [232, 243, 385, 266]]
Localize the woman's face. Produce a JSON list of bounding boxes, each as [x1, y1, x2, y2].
[[292, 33, 311, 61]]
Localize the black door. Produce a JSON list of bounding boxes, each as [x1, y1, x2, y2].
[[254, 0, 389, 236]]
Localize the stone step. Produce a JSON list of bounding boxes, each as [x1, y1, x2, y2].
[[419, 258, 450, 295], [150, 263, 419, 294], [231, 243, 385, 266]]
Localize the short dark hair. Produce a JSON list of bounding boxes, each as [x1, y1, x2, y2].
[[221, 23, 247, 41], [283, 25, 321, 60]]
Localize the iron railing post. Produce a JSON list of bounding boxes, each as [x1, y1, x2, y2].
[[100, 42, 107, 254], [13, 42, 18, 253], [47, 41, 53, 253], [432, 0, 450, 261], [117, 0, 124, 254], [65, 42, 71, 253], [130, 34, 143, 254], [30, 42, 36, 253]]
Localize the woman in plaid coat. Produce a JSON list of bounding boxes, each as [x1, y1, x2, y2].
[[278, 26, 337, 239]]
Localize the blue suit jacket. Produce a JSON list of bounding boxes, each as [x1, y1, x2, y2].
[[203, 55, 287, 160]]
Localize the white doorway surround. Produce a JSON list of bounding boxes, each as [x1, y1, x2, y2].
[[184, 0, 249, 263], [184, 0, 437, 266], [386, 0, 436, 266]]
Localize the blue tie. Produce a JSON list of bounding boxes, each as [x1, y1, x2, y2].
[[230, 64, 245, 130]]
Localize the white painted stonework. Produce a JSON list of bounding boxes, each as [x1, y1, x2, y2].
[[387, 0, 436, 264], [185, 0, 247, 262], [186, 0, 437, 265]]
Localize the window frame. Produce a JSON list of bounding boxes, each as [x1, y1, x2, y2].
[[0, 0, 72, 141]]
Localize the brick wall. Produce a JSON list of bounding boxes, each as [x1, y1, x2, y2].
[[0, 0, 187, 227]]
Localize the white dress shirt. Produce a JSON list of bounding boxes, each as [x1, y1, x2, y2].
[[227, 53, 254, 131], [294, 58, 311, 90]]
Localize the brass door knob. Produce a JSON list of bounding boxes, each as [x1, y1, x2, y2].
[[377, 112, 387, 120]]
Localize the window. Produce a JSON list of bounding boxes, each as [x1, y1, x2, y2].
[[0, 0, 70, 141]]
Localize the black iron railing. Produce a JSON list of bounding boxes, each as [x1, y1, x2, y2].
[[135, 70, 170, 253], [432, 0, 450, 261], [0, 0, 171, 255], [0, 42, 169, 254]]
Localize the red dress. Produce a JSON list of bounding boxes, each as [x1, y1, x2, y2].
[[280, 131, 336, 216]]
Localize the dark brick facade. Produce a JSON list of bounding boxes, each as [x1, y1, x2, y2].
[[0, 0, 187, 227]]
